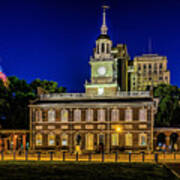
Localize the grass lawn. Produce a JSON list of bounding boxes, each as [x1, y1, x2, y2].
[[0, 161, 178, 180]]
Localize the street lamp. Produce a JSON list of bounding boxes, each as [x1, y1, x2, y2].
[[116, 126, 122, 133]]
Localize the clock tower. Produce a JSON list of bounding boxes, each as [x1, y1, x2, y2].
[[85, 6, 119, 96]]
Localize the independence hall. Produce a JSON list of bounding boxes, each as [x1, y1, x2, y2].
[[29, 7, 157, 153]]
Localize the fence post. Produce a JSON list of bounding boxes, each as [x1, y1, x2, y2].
[[25, 150, 28, 161], [13, 151, 16, 160], [88, 153, 91, 162], [62, 152, 65, 162], [76, 152, 79, 162], [1, 151, 3, 161], [129, 152, 131, 162], [115, 152, 118, 162], [37, 152, 41, 161], [102, 152, 104, 162], [50, 152, 53, 161], [142, 152, 145, 162], [155, 153, 158, 163]]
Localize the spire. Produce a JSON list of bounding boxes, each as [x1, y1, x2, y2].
[[101, 5, 109, 35]]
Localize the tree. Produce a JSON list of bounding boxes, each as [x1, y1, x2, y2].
[[0, 76, 66, 129], [154, 84, 180, 127]]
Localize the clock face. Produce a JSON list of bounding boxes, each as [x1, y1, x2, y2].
[[98, 87, 104, 95], [97, 66, 106, 76]]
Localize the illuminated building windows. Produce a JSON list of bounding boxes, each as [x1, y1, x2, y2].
[[98, 109, 105, 122], [61, 134, 68, 146], [85, 134, 94, 150], [125, 108, 132, 121], [86, 109, 93, 122], [61, 109, 68, 122], [111, 109, 119, 122], [139, 133, 147, 146], [125, 133, 133, 146], [48, 109, 56, 122], [48, 134, 55, 146], [111, 133, 119, 146], [74, 109, 81, 122], [36, 110, 42, 122], [35, 134, 42, 146], [139, 108, 147, 121]]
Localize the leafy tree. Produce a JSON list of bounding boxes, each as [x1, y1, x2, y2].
[[154, 84, 180, 127], [0, 76, 66, 129]]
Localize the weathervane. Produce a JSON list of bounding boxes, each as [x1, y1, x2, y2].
[[101, 5, 110, 35]]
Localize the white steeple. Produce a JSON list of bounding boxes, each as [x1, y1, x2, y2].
[[101, 5, 109, 35]]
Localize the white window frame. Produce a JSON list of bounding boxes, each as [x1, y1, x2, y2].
[[125, 108, 133, 121], [111, 109, 119, 122], [139, 108, 147, 121], [74, 109, 81, 122], [48, 109, 56, 122], [98, 109, 105, 122], [86, 109, 93, 122], [61, 109, 68, 122]]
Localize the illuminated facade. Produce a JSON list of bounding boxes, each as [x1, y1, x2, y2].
[[129, 54, 170, 91], [29, 7, 156, 153]]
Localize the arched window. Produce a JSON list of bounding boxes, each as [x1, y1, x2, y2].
[[98, 109, 105, 121], [86, 109, 93, 122], [86, 134, 94, 150], [139, 133, 147, 146], [125, 108, 132, 121], [61, 134, 68, 146], [111, 109, 119, 122], [48, 109, 56, 122], [61, 109, 68, 122], [35, 134, 42, 146], [111, 133, 119, 146], [102, 43, 105, 53], [107, 43, 110, 53], [48, 133, 55, 146], [125, 133, 133, 146], [74, 109, 81, 122], [97, 44, 99, 54], [139, 108, 147, 121]]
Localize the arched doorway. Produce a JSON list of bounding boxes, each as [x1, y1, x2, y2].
[[170, 133, 178, 151], [156, 133, 166, 151]]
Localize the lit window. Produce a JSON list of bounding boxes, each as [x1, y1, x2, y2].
[[61, 109, 68, 122], [48, 109, 56, 122], [111, 133, 119, 146], [86, 109, 93, 122], [98, 109, 105, 121], [125, 133, 133, 146], [111, 109, 119, 122], [35, 134, 42, 146], [48, 134, 55, 146], [74, 109, 81, 122], [86, 134, 94, 150], [125, 108, 133, 121], [61, 134, 68, 146], [139, 109, 147, 121], [139, 133, 147, 146], [36, 110, 42, 122]]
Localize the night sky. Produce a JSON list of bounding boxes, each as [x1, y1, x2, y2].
[[0, 0, 180, 92]]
